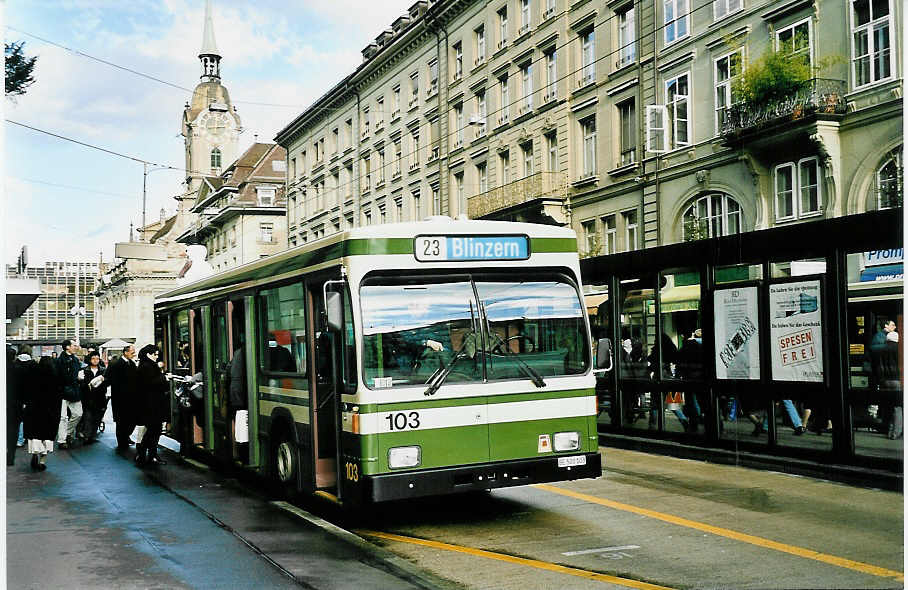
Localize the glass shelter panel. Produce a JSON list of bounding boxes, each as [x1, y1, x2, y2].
[[846, 249, 903, 460], [618, 277, 656, 432]]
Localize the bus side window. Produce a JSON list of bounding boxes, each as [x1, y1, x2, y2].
[[258, 283, 307, 375], [342, 287, 357, 392]]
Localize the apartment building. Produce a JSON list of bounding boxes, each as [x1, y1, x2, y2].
[[276, 0, 902, 253], [175, 142, 288, 272]]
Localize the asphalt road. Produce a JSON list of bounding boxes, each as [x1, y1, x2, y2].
[[347, 449, 904, 590]]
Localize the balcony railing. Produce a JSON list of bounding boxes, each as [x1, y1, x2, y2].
[[720, 78, 847, 137], [467, 171, 566, 219]]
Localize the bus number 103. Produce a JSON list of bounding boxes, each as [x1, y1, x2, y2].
[[386, 411, 420, 431]]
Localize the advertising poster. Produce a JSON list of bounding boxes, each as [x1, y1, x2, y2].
[[769, 281, 824, 382], [714, 287, 760, 380]]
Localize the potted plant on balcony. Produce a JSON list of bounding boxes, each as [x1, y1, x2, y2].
[[734, 46, 812, 119]]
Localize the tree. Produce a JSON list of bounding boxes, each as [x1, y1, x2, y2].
[[6, 41, 38, 97]]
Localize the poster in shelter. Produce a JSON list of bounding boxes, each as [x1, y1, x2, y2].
[[769, 281, 824, 382], [714, 287, 760, 380]]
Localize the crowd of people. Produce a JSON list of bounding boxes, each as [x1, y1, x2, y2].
[[6, 339, 171, 470]]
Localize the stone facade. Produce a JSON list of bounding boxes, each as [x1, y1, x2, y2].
[[275, 0, 902, 254]]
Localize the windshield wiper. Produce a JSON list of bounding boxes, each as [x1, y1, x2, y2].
[[481, 303, 546, 388], [423, 302, 478, 397]]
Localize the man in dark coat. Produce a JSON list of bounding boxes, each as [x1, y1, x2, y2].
[[23, 354, 61, 470], [135, 344, 169, 466], [7, 347, 22, 466], [55, 339, 83, 449], [106, 344, 139, 451]]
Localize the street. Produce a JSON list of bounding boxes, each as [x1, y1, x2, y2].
[[7, 416, 903, 590]]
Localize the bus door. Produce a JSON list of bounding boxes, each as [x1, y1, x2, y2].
[[308, 277, 341, 491], [211, 302, 231, 461]]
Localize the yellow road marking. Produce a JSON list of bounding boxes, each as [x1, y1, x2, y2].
[[357, 529, 674, 590], [536, 484, 904, 582]]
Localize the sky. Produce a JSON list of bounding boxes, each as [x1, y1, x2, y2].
[[3, 0, 413, 265]]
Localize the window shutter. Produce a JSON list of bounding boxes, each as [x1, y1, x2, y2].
[[645, 105, 668, 154]]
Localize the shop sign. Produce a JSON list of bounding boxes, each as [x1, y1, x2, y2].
[[769, 281, 824, 382], [863, 249, 903, 267], [714, 287, 760, 380]]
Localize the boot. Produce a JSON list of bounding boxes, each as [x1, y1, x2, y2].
[[38, 454, 47, 471], [134, 444, 147, 466], [30, 454, 39, 470]]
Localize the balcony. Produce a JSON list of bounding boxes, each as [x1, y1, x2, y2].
[[474, 56, 485, 67], [453, 70, 463, 82], [721, 78, 847, 140], [375, 119, 385, 132], [576, 72, 595, 89], [467, 171, 566, 219], [409, 95, 420, 109], [497, 113, 510, 127], [409, 160, 420, 172], [543, 89, 557, 103], [426, 82, 438, 97], [497, 38, 508, 50], [542, 6, 557, 19], [361, 127, 370, 140], [518, 23, 531, 36], [427, 145, 440, 162], [391, 108, 401, 120]]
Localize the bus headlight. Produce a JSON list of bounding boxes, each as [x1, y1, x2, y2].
[[553, 431, 580, 452], [388, 446, 421, 469]]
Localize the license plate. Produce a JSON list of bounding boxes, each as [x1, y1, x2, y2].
[[557, 455, 586, 468]]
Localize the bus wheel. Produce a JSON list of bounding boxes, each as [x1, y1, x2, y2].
[[271, 428, 297, 495]]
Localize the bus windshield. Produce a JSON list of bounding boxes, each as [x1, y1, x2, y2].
[[360, 273, 589, 389]]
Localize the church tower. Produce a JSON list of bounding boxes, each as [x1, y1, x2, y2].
[[180, 0, 241, 201]]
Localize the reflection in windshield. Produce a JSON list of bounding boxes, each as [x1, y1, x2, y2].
[[360, 275, 589, 389]]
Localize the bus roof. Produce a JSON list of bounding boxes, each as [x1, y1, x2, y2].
[[156, 218, 577, 305]]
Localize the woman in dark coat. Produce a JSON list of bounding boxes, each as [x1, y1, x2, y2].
[[135, 344, 169, 466], [23, 354, 62, 471]]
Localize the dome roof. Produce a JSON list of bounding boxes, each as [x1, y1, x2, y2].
[[185, 81, 234, 123]]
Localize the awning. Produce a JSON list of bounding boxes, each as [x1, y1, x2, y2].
[[99, 338, 132, 350], [654, 285, 701, 313], [584, 293, 609, 315]]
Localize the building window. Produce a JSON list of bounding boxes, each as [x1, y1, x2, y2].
[[546, 133, 557, 171], [623, 210, 638, 251], [521, 63, 533, 111], [379, 205, 387, 224], [618, 5, 636, 67], [432, 184, 441, 214], [260, 222, 274, 243], [714, 50, 742, 135], [477, 162, 488, 193], [520, 0, 531, 33], [852, 0, 891, 88], [412, 190, 421, 220], [522, 142, 534, 177], [618, 98, 636, 166], [475, 91, 487, 137], [410, 71, 420, 106], [774, 157, 823, 221], [877, 146, 903, 209], [410, 129, 420, 168], [375, 97, 385, 129], [428, 60, 438, 95], [332, 127, 339, 154], [210, 148, 221, 170], [394, 198, 403, 222], [713, 0, 742, 21], [257, 187, 276, 206], [454, 172, 464, 206], [683, 193, 742, 240], [666, 72, 690, 147], [364, 211, 372, 226], [476, 26, 486, 64], [393, 140, 402, 178], [454, 41, 463, 79], [581, 116, 596, 177], [498, 6, 508, 48], [582, 220, 596, 255], [377, 149, 385, 184], [500, 151, 510, 184], [777, 18, 812, 65], [498, 75, 510, 124], [664, 0, 689, 45], [580, 30, 595, 85], [602, 214, 617, 254], [392, 85, 401, 118], [454, 103, 464, 146], [545, 49, 557, 100], [362, 106, 370, 137]]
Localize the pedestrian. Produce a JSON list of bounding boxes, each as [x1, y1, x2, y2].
[[135, 344, 169, 467], [106, 344, 139, 451], [55, 339, 83, 449], [24, 355, 62, 471], [78, 351, 109, 443], [7, 348, 23, 466]]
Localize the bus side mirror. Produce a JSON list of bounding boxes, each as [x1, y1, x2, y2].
[[325, 291, 343, 333], [596, 338, 613, 371]]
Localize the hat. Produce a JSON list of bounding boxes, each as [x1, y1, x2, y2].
[[886, 331, 899, 343]]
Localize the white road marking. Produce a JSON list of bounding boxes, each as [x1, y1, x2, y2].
[[562, 545, 641, 556]]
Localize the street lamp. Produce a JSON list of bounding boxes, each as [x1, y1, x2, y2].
[[142, 163, 175, 240]]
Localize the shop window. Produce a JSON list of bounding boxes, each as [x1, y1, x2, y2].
[[618, 276, 655, 433], [659, 270, 705, 435], [846, 249, 903, 460]]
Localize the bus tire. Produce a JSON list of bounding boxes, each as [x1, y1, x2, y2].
[[271, 425, 298, 497]]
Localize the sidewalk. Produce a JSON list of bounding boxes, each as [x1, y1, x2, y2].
[[6, 423, 454, 590]]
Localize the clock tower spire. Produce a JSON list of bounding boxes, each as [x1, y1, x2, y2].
[[180, 0, 241, 202]]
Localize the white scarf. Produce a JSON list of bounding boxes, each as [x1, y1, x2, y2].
[[16, 354, 32, 362]]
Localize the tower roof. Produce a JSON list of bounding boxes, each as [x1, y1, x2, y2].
[[199, 0, 220, 57]]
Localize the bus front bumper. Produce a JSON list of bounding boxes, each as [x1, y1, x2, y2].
[[361, 452, 602, 503]]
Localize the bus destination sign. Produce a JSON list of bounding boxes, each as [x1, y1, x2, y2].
[[414, 235, 529, 262]]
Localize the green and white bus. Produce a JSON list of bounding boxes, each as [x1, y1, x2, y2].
[[154, 218, 602, 506]]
